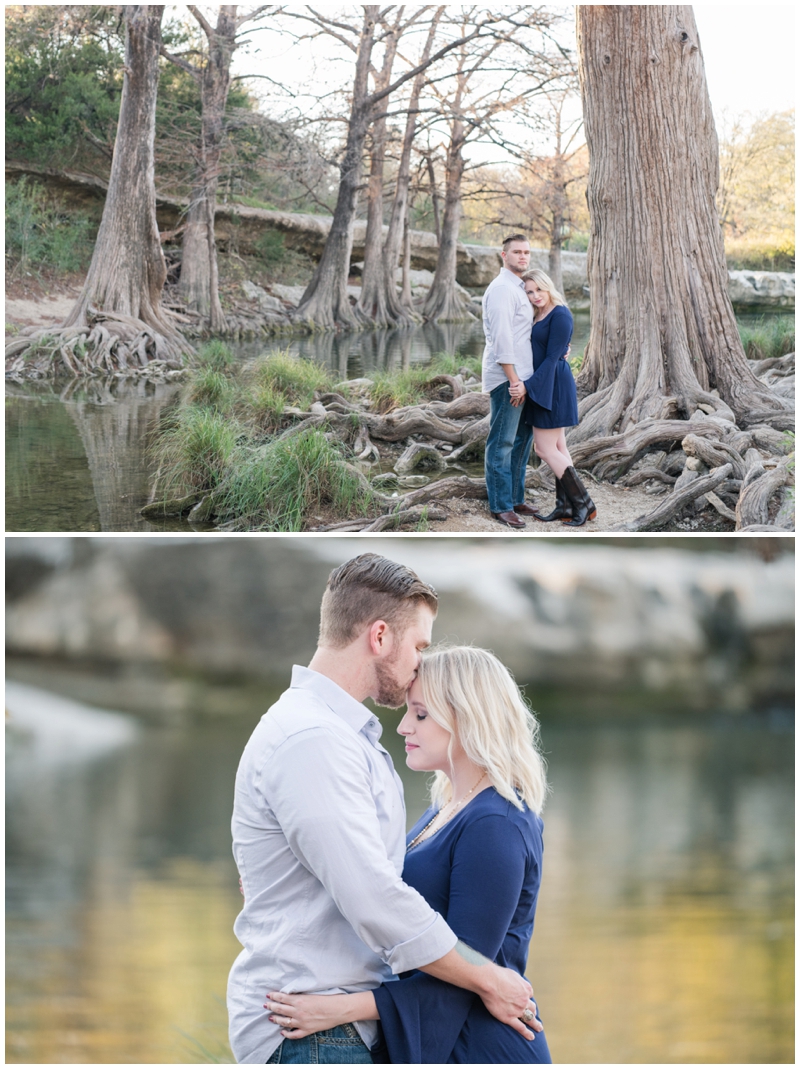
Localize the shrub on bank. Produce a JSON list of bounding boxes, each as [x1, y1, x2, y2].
[[738, 316, 795, 360], [5, 178, 98, 278]]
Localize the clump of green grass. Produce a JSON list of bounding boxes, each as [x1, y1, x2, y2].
[[427, 351, 482, 379], [214, 427, 375, 531], [369, 366, 432, 412], [250, 348, 335, 409], [195, 340, 237, 372], [738, 316, 795, 360], [186, 366, 236, 411], [156, 406, 239, 492]]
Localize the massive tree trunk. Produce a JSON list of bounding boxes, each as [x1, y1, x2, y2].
[[573, 5, 787, 443], [61, 6, 183, 362], [175, 5, 237, 332], [295, 8, 378, 330], [423, 116, 472, 323]]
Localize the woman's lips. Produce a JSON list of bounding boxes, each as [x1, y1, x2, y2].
[[405, 744, 419, 751]]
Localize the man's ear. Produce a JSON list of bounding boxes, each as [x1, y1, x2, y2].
[[367, 619, 390, 656]]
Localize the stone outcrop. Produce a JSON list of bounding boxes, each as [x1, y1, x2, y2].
[[7, 162, 795, 306], [5, 538, 794, 721], [727, 270, 795, 309]]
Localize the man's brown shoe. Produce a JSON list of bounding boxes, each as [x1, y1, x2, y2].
[[491, 510, 526, 528], [513, 503, 539, 516]]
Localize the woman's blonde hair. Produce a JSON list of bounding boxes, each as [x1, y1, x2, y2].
[[416, 646, 548, 814], [522, 268, 567, 309]]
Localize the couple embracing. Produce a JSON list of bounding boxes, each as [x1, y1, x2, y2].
[[228, 553, 552, 1064], [482, 234, 597, 529]]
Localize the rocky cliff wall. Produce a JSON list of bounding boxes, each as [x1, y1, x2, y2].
[[6, 538, 793, 721]]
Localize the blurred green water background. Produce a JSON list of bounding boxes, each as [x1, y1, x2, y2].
[[5, 536, 794, 1063]]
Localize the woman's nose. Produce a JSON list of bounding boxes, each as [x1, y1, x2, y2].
[[397, 713, 412, 736]]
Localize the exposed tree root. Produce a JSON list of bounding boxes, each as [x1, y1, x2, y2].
[[735, 461, 792, 529], [5, 306, 191, 378], [610, 464, 734, 531]]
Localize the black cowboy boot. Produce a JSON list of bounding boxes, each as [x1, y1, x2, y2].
[[533, 478, 572, 522], [560, 467, 597, 527]]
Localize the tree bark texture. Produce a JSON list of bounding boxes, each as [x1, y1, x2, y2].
[[356, 19, 400, 326], [574, 5, 786, 441], [423, 115, 471, 322], [295, 8, 378, 330], [64, 6, 179, 350], [177, 5, 238, 332], [377, 12, 442, 324]]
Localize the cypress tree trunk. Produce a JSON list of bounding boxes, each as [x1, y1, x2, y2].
[[176, 5, 237, 332], [573, 5, 785, 442], [379, 11, 441, 324], [295, 8, 378, 330], [422, 117, 472, 323], [63, 5, 182, 357], [356, 21, 400, 327]]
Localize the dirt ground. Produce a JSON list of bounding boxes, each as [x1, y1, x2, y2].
[[5, 275, 84, 332], [4, 278, 738, 534], [402, 479, 735, 534]]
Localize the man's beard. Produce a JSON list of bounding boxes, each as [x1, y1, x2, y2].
[[374, 659, 410, 709]]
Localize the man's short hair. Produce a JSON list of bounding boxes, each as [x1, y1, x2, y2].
[[319, 553, 438, 649], [502, 233, 529, 251]]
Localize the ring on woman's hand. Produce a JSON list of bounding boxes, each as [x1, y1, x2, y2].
[[520, 1008, 534, 1023]]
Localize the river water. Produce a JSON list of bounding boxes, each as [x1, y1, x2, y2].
[[4, 314, 584, 533], [5, 680, 793, 1064]]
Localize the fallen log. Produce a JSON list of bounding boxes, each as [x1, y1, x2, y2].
[[610, 464, 733, 532]]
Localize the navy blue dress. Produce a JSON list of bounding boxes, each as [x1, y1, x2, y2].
[[372, 788, 552, 1064], [524, 304, 579, 429]]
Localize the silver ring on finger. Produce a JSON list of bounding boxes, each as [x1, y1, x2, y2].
[[521, 1008, 534, 1023]]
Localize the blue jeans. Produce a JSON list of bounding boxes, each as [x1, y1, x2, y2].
[[266, 1023, 373, 1063], [485, 382, 534, 513]]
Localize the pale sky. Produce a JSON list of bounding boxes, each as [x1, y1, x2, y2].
[[235, 4, 796, 125]]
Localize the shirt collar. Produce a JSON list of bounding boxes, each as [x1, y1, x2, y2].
[[290, 664, 377, 736], [500, 267, 526, 287]]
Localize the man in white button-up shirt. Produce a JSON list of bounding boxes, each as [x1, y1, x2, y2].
[[228, 554, 538, 1063], [482, 234, 537, 528]]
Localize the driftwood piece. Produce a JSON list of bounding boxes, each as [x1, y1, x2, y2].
[[735, 463, 791, 529], [619, 468, 677, 487], [425, 392, 490, 420], [610, 464, 733, 531], [681, 433, 746, 480], [704, 491, 738, 523], [310, 506, 448, 533], [425, 374, 464, 399], [141, 491, 203, 518], [394, 443, 447, 474], [362, 407, 467, 444]]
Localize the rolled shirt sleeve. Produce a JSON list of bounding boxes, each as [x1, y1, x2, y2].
[[265, 727, 457, 974]]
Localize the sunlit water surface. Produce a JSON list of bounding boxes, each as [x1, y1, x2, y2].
[[5, 681, 793, 1063]]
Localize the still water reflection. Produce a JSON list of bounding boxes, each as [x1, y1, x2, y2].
[[5, 318, 588, 533], [5, 683, 794, 1064]]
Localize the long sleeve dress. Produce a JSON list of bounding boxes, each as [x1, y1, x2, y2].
[[372, 787, 552, 1064], [523, 303, 579, 429]]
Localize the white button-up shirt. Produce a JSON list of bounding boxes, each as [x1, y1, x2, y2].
[[481, 267, 534, 392], [227, 666, 457, 1063]]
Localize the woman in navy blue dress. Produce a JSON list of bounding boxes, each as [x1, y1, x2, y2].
[[522, 269, 596, 527], [264, 646, 552, 1064]]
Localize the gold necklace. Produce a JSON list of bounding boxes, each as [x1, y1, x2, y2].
[[407, 771, 487, 852]]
